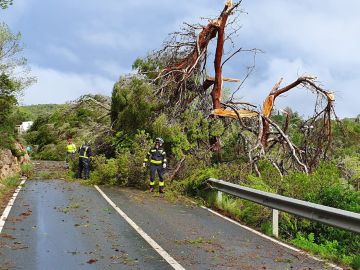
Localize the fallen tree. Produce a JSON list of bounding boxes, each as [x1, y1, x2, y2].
[[133, 0, 338, 174]]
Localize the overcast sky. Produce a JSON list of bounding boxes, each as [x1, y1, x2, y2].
[[1, 0, 359, 117]]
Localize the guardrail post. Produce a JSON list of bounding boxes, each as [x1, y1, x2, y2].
[[217, 191, 223, 204], [272, 209, 279, 238]]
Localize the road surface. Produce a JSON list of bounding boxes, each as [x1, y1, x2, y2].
[[0, 179, 339, 270]]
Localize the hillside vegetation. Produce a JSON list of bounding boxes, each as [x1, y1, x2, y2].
[[18, 104, 67, 121], [24, 95, 111, 161]]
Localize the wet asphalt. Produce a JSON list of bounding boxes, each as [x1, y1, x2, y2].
[[101, 187, 339, 270], [0, 180, 339, 270], [0, 180, 171, 270]]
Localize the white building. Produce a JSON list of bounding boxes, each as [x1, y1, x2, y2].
[[18, 121, 34, 133]]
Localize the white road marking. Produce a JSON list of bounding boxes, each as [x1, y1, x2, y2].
[[94, 185, 186, 270], [0, 179, 26, 233], [201, 206, 343, 270]]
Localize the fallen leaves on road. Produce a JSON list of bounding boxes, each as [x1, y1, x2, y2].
[[0, 234, 16, 240], [86, 259, 98, 264]]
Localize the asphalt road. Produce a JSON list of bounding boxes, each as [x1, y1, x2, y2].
[[0, 180, 339, 270], [0, 180, 171, 270]]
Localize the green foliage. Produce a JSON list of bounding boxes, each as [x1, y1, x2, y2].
[[311, 183, 360, 212], [89, 130, 153, 188], [253, 160, 281, 190], [151, 113, 190, 159], [24, 95, 110, 160], [261, 221, 273, 236], [351, 255, 360, 270], [33, 143, 66, 161], [0, 23, 34, 149], [0, 72, 18, 149], [281, 161, 341, 199], [111, 77, 157, 134], [340, 155, 360, 189], [209, 118, 225, 137], [2, 175, 19, 187], [0, 0, 12, 9], [0, 73, 18, 120], [132, 57, 164, 80], [176, 166, 219, 196], [121, 130, 153, 188], [245, 175, 275, 192], [89, 156, 119, 185], [21, 162, 34, 178], [291, 233, 339, 260], [275, 163, 360, 266], [18, 104, 66, 121], [290, 232, 359, 268], [0, 175, 20, 211], [0, 23, 34, 90]]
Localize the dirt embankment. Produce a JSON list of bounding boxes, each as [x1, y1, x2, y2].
[[0, 143, 30, 181]]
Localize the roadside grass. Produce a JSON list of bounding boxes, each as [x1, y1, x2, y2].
[[0, 163, 35, 215], [20, 163, 34, 178], [290, 233, 360, 270], [0, 174, 22, 215]]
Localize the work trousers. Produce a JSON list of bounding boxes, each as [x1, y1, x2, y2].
[[77, 157, 89, 179], [66, 152, 75, 165], [149, 165, 164, 187]]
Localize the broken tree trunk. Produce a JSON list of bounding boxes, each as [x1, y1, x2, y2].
[[211, 2, 231, 110], [260, 76, 334, 147], [156, 0, 241, 110], [210, 1, 235, 152]]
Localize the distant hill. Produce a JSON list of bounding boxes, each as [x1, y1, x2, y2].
[[24, 95, 111, 160], [18, 104, 69, 121]]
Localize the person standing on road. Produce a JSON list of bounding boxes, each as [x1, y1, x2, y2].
[[143, 137, 167, 193], [65, 137, 77, 169], [77, 141, 93, 179]]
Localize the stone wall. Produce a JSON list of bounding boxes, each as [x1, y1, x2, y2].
[[0, 143, 30, 180]]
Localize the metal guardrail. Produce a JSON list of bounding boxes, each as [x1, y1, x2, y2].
[[207, 178, 360, 234]]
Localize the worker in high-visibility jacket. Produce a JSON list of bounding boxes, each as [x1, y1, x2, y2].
[[143, 137, 167, 193], [77, 141, 93, 179], [65, 137, 77, 169]]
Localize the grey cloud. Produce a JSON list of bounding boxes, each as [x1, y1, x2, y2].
[[2, 0, 359, 117]]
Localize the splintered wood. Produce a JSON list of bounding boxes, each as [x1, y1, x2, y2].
[[212, 108, 258, 119]]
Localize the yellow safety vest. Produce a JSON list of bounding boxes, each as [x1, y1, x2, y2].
[[66, 143, 76, 153]]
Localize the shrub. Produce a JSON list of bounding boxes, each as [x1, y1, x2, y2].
[[351, 255, 360, 270], [21, 163, 34, 178], [89, 155, 118, 185], [2, 175, 20, 188], [290, 233, 339, 260], [34, 143, 66, 161], [88, 130, 153, 188]]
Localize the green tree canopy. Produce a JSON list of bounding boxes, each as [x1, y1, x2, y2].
[[0, 23, 34, 148], [0, 0, 12, 9]]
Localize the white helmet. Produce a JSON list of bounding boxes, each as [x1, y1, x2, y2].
[[155, 137, 164, 145]]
